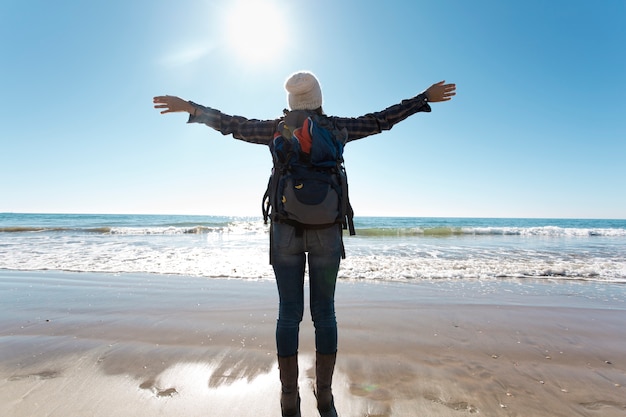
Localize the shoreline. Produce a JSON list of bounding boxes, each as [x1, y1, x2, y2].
[[1, 270, 625, 416]]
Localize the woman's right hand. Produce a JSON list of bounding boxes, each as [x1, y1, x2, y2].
[[153, 95, 196, 114]]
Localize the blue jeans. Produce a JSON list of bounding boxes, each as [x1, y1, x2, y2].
[[271, 222, 342, 357]]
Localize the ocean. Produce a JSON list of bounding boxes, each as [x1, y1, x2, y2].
[[1, 213, 625, 284]]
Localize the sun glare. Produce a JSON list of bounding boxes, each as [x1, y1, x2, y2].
[[221, 1, 289, 64]]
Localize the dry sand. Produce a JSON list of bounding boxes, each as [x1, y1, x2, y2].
[[1, 270, 625, 417]]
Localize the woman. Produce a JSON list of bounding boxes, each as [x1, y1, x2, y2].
[[154, 72, 455, 417]]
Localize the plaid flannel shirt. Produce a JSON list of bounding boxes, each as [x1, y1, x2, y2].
[[188, 93, 431, 145]]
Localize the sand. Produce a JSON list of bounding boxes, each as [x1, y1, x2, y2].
[[1, 270, 625, 417]]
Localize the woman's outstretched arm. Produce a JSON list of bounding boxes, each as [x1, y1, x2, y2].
[[153, 95, 278, 144]]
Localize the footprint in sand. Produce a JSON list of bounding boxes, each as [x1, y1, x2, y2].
[[580, 401, 626, 412], [139, 379, 178, 397], [8, 370, 61, 381], [424, 394, 479, 414]]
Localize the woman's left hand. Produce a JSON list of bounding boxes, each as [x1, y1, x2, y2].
[[425, 81, 456, 102]]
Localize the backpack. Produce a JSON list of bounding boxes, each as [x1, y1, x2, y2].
[[262, 110, 355, 259]]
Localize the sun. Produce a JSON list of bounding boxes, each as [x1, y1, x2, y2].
[[221, 1, 290, 65]]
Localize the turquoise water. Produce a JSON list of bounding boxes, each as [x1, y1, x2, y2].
[[1, 213, 625, 283]]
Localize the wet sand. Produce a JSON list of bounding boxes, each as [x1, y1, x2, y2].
[[1, 270, 625, 416]]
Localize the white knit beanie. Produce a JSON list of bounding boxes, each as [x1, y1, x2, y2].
[[285, 71, 323, 110]]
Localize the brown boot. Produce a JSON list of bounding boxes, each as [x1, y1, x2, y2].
[[278, 354, 301, 417], [315, 352, 338, 417]]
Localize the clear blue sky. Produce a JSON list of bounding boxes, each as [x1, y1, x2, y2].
[[1, 0, 625, 219]]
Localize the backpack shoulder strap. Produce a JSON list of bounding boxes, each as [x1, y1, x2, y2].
[[311, 114, 348, 145]]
